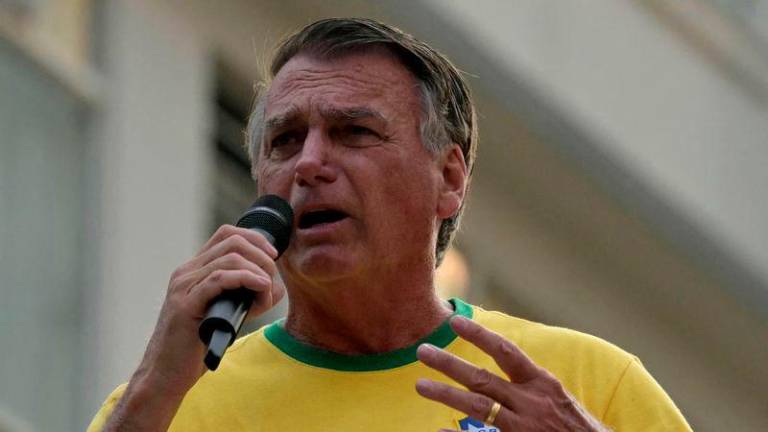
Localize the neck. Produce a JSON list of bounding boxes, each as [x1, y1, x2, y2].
[[282, 278, 453, 355]]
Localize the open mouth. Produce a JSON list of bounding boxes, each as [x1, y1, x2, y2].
[[298, 209, 349, 229]]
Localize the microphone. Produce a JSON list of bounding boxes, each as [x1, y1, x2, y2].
[[198, 194, 293, 371]]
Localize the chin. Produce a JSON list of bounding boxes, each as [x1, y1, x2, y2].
[[285, 246, 361, 284]]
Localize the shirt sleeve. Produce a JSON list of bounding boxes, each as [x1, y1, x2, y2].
[[602, 358, 692, 431], [86, 384, 128, 432]]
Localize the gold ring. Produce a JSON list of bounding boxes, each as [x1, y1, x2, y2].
[[484, 400, 502, 424]]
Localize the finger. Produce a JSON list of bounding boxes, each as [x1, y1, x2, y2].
[[188, 269, 272, 316], [270, 277, 286, 304], [249, 286, 274, 317], [197, 225, 279, 259], [245, 279, 284, 320], [191, 234, 278, 279], [450, 316, 541, 383], [183, 252, 273, 292], [417, 344, 525, 412], [415, 379, 518, 428], [246, 276, 287, 319]]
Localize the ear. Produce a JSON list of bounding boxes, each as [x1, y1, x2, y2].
[[436, 144, 467, 219]]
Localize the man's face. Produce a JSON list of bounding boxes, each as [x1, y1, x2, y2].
[[256, 49, 452, 286]]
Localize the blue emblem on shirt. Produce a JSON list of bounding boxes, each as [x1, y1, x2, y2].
[[457, 416, 500, 432]]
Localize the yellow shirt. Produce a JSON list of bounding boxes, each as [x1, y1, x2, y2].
[[88, 299, 691, 431]]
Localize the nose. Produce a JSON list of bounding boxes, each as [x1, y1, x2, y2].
[[294, 129, 337, 187]]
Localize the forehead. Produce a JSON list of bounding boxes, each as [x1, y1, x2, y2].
[[265, 49, 421, 120]]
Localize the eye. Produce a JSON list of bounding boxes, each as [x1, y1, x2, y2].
[[336, 125, 382, 147], [267, 130, 305, 159], [349, 125, 375, 136], [332, 124, 382, 147], [271, 131, 300, 147]]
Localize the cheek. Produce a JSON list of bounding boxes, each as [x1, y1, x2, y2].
[[375, 163, 440, 223], [257, 162, 294, 195]]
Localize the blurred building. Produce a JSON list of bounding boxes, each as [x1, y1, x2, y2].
[[1, 1, 767, 431]]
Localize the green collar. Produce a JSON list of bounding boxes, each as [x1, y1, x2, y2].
[[263, 298, 473, 371]]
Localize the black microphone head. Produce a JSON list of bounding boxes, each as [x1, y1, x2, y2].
[[236, 195, 293, 257]]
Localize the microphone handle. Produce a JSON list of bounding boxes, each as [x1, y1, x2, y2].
[[199, 228, 275, 370]]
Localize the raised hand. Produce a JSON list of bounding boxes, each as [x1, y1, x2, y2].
[[103, 224, 284, 431], [416, 316, 608, 432]]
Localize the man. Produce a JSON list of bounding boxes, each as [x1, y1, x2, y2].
[[89, 18, 691, 431]]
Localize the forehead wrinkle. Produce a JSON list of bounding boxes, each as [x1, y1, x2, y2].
[[273, 66, 400, 102], [319, 105, 386, 123], [265, 56, 420, 137]]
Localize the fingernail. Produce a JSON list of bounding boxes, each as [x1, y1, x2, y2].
[[451, 315, 469, 330], [415, 378, 432, 393], [418, 343, 437, 356]]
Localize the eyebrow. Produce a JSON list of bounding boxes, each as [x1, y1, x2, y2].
[[264, 105, 386, 132], [264, 107, 302, 131], [321, 106, 386, 123]]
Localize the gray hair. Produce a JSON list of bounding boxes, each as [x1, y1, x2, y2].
[[245, 18, 477, 266]]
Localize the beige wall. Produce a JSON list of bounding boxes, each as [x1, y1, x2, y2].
[[430, 0, 768, 288], [0, 0, 98, 100]]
